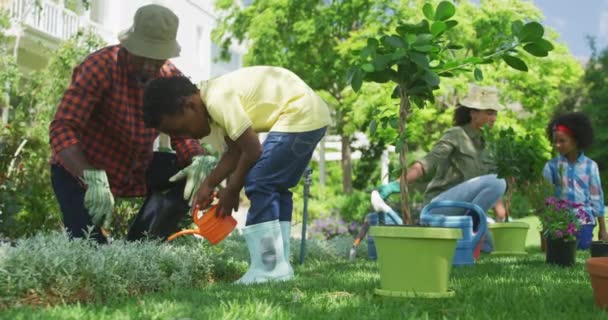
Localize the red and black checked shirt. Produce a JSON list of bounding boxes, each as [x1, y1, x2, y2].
[[49, 45, 203, 197]]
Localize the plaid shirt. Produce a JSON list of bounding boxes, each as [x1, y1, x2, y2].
[[49, 45, 203, 197], [543, 153, 605, 222]]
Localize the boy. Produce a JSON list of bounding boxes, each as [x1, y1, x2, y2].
[[143, 66, 330, 284]]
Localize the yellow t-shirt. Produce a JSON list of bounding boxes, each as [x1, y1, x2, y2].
[[199, 66, 331, 151]]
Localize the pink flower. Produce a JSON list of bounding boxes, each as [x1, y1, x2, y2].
[[555, 230, 564, 238], [567, 223, 576, 235]]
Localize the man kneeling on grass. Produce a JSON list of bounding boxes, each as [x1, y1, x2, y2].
[[142, 66, 331, 284]]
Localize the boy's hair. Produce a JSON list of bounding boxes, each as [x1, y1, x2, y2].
[[546, 112, 594, 149], [143, 76, 198, 128]]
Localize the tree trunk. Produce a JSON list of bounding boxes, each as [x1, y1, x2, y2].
[[399, 86, 412, 224], [341, 134, 352, 194]]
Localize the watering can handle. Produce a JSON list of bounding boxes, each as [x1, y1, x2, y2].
[[420, 200, 487, 247], [191, 193, 219, 224]]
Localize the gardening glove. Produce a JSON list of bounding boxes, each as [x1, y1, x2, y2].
[[83, 170, 114, 229], [169, 155, 218, 205], [371, 190, 393, 213]]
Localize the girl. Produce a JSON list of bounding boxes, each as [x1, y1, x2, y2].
[[543, 112, 608, 249]]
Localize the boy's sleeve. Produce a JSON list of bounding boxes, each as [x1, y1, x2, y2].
[[589, 162, 605, 218]]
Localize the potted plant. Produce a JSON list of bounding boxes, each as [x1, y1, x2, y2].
[[520, 179, 554, 251], [484, 128, 550, 255], [349, 1, 552, 296], [540, 197, 591, 267]]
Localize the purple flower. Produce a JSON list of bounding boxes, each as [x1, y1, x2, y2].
[[555, 230, 563, 238]]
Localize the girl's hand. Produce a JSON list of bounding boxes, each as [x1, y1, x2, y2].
[[599, 229, 608, 241]]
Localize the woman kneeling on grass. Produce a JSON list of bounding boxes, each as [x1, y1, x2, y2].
[[404, 85, 508, 253], [543, 112, 608, 249]]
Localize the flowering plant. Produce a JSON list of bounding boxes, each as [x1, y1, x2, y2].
[[539, 196, 591, 241], [309, 216, 360, 240]]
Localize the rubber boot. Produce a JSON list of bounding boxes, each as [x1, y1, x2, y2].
[[235, 220, 293, 284], [280, 221, 295, 277]]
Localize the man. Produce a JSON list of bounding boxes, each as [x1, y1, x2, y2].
[[49, 4, 210, 244], [142, 67, 331, 284]]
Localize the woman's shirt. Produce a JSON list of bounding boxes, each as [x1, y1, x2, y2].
[[417, 124, 495, 203], [543, 153, 605, 222]]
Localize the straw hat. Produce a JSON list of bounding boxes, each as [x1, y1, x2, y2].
[[118, 4, 181, 60], [459, 85, 504, 111]]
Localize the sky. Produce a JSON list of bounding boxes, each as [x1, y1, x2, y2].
[[530, 0, 608, 61]]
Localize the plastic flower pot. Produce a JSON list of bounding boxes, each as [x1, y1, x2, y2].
[[488, 222, 529, 255], [586, 257, 608, 310], [591, 242, 608, 258], [168, 205, 236, 244], [370, 225, 462, 298], [546, 237, 577, 267]]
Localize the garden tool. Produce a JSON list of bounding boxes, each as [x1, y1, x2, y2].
[[299, 167, 313, 265], [167, 197, 236, 244], [349, 220, 370, 261]]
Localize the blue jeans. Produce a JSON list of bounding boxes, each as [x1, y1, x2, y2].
[[245, 127, 327, 226], [431, 174, 507, 252]]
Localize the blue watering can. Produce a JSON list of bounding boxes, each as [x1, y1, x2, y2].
[[420, 201, 487, 266]]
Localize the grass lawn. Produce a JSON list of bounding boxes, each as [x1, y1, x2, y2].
[[1, 217, 607, 320]]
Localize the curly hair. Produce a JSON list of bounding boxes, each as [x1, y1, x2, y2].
[[453, 104, 472, 126], [546, 112, 594, 149], [143, 76, 199, 128]]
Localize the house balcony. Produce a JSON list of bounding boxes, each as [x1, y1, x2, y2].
[[1, 0, 114, 71]]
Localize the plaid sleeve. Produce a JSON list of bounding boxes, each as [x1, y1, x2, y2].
[[49, 51, 110, 154]]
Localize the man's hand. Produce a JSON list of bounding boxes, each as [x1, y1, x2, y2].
[[83, 170, 114, 229], [169, 155, 217, 204], [216, 187, 240, 218]]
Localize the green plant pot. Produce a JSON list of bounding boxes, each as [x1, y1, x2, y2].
[[370, 225, 462, 298], [488, 222, 529, 255]]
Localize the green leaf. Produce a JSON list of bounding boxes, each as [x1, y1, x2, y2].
[[445, 20, 458, 29], [361, 47, 373, 59], [447, 43, 464, 50], [474, 67, 483, 81], [431, 21, 447, 37], [413, 45, 435, 53], [438, 71, 454, 77], [365, 70, 396, 83], [422, 70, 440, 86], [423, 3, 434, 20], [511, 20, 523, 36], [410, 52, 430, 67], [361, 63, 375, 72], [367, 38, 379, 50], [520, 22, 544, 42], [502, 55, 528, 72], [372, 55, 393, 71], [389, 118, 399, 129], [414, 34, 434, 45], [536, 38, 554, 51], [523, 43, 549, 57], [462, 56, 483, 65], [382, 35, 407, 48], [369, 120, 378, 135], [351, 69, 363, 91], [435, 1, 456, 21], [405, 34, 417, 44], [391, 85, 400, 99]]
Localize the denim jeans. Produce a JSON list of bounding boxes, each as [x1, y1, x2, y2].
[[245, 127, 327, 226], [431, 174, 507, 252]]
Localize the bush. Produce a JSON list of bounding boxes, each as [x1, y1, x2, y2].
[[337, 190, 371, 222]]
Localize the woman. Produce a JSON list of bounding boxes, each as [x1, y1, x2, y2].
[[406, 85, 508, 252]]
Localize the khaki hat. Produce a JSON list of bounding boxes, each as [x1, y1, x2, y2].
[[459, 84, 504, 111], [118, 4, 181, 60]]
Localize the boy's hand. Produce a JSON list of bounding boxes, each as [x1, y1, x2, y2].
[[194, 182, 215, 209], [216, 187, 239, 218]]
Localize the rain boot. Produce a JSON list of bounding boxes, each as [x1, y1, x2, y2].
[[235, 220, 294, 285], [280, 221, 295, 277]]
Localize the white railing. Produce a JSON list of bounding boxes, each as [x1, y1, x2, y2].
[[7, 0, 113, 42]]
